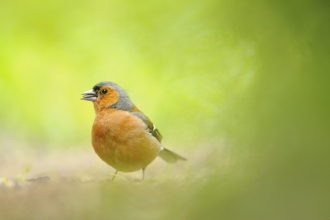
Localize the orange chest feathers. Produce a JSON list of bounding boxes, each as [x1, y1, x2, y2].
[[91, 109, 161, 172], [92, 109, 142, 147]]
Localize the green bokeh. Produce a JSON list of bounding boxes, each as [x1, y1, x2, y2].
[[0, 0, 245, 147]]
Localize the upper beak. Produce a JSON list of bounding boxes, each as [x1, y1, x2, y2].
[[81, 90, 97, 101]]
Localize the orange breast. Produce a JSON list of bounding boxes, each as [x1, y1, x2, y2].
[[92, 109, 161, 172]]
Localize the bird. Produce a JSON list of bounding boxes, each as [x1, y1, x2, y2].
[[81, 81, 186, 181]]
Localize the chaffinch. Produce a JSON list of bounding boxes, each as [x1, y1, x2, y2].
[[81, 81, 186, 181]]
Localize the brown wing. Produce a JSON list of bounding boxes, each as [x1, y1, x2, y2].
[[130, 105, 187, 163], [130, 105, 162, 142]]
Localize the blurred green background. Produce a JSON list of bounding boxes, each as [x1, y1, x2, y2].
[[1, 0, 330, 219]]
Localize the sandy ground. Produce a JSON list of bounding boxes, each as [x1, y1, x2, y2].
[[0, 138, 229, 183], [0, 138, 231, 220]]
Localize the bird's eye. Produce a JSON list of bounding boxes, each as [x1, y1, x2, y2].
[[100, 89, 108, 95]]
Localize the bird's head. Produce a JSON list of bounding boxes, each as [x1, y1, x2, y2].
[[81, 81, 133, 112]]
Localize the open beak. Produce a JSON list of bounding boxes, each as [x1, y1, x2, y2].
[[81, 90, 97, 101]]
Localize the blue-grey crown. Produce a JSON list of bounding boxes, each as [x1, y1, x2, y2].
[[93, 81, 133, 111]]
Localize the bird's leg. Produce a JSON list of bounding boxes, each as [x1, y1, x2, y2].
[[142, 168, 146, 181], [111, 170, 118, 182]]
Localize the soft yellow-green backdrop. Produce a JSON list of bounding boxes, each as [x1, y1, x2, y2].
[[0, 0, 244, 147], [1, 0, 329, 219]]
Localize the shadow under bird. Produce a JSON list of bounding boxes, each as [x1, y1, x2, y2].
[[81, 81, 187, 181]]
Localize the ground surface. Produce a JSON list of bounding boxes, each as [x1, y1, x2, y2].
[[0, 144, 229, 220]]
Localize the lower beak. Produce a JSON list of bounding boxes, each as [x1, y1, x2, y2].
[[81, 90, 97, 101]]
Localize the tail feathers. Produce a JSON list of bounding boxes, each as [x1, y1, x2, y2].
[[158, 148, 187, 164]]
